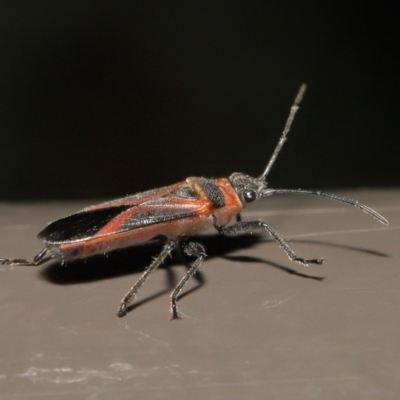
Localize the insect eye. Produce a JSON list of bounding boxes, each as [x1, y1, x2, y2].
[[243, 189, 256, 203]]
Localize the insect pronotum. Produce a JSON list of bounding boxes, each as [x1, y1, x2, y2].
[[0, 84, 388, 319]]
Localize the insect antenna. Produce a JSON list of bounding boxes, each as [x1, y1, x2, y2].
[[261, 188, 389, 226], [260, 83, 307, 181]]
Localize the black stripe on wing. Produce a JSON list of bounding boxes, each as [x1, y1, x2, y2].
[[120, 208, 197, 231], [38, 205, 131, 243]]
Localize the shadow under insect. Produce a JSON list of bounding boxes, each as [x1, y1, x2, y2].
[[40, 233, 333, 286], [38, 231, 389, 314], [39, 233, 260, 285]]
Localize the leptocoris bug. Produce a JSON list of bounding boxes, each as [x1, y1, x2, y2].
[[0, 85, 388, 319]]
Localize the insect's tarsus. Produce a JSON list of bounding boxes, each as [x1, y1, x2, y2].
[[0, 247, 50, 266]]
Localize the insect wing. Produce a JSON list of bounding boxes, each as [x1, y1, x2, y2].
[[38, 205, 131, 243], [81, 181, 186, 211], [38, 181, 207, 244]]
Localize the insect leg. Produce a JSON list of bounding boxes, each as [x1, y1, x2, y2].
[[117, 240, 176, 317], [218, 221, 324, 266], [0, 247, 50, 266], [170, 241, 207, 320]]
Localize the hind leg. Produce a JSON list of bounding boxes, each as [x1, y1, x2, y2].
[[0, 247, 50, 266]]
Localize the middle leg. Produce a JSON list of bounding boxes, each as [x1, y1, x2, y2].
[[170, 241, 207, 320]]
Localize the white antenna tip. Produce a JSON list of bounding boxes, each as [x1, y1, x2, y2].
[[294, 83, 307, 106]]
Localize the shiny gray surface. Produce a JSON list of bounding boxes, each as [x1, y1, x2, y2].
[[0, 189, 398, 399]]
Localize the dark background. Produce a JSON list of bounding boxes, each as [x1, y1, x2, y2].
[[1, 1, 398, 200]]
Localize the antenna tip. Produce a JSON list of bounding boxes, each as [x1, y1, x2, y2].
[[294, 83, 307, 106]]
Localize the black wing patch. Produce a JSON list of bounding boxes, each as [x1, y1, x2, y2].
[[193, 178, 225, 207], [120, 208, 197, 231], [38, 205, 131, 243]]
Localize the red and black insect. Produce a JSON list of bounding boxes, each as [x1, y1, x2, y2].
[[0, 85, 388, 319]]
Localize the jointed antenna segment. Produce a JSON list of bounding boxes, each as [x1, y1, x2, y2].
[[260, 84, 307, 180], [262, 188, 389, 226]]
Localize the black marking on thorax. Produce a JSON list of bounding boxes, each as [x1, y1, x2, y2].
[[192, 177, 225, 208]]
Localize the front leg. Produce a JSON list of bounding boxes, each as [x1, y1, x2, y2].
[[217, 220, 323, 266]]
